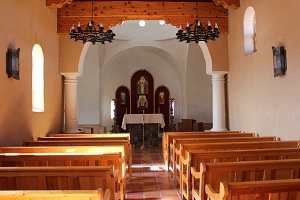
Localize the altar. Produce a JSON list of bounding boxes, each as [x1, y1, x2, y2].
[[121, 114, 165, 147]]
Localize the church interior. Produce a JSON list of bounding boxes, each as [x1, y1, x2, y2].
[[0, 0, 300, 199]]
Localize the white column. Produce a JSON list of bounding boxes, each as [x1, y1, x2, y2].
[[61, 73, 80, 133], [210, 71, 228, 131]]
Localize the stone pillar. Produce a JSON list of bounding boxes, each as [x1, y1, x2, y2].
[[61, 73, 80, 133], [210, 71, 228, 131]]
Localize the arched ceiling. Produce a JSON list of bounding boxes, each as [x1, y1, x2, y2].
[[46, 0, 240, 35]]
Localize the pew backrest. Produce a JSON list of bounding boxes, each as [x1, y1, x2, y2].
[[163, 132, 254, 167], [0, 188, 110, 200], [181, 140, 300, 158], [50, 133, 130, 140], [172, 136, 276, 171], [0, 166, 118, 200], [38, 136, 130, 141], [180, 147, 300, 200], [22, 141, 132, 178], [205, 178, 300, 200], [194, 158, 300, 200]]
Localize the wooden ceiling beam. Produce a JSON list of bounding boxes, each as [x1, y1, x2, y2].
[[46, 0, 72, 8], [213, 0, 240, 10], [57, 1, 229, 34]]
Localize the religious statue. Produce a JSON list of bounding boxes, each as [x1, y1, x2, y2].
[[137, 94, 148, 108], [137, 76, 148, 94], [120, 92, 126, 104], [159, 91, 165, 104]]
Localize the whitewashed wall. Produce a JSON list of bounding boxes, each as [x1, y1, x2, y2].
[[228, 0, 300, 140], [0, 0, 62, 145], [77, 21, 213, 130]]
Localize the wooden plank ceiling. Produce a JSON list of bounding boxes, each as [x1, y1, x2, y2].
[[46, 0, 240, 35]]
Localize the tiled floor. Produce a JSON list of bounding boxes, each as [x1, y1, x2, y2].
[[126, 146, 181, 200]]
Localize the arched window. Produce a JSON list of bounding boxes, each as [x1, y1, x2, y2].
[[32, 44, 44, 112], [244, 6, 257, 55]]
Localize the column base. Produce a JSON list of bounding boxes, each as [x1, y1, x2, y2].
[[64, 129, 81, 133], [211, 127, 228, 132]]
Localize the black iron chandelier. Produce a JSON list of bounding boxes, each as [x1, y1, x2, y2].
[[176, 1, 220, 43], [69, 1, 115, 44]]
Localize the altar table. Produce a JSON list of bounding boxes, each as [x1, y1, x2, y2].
[[121, 114, 165, 130], [121, 114, 165, 147]]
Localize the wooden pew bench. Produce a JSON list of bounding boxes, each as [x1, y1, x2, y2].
[[170, 136, 276, 181], [163, 131, 241, 158], [0, 188, 110, 200], [205, 179, 300, 200], [0, 152, 126, 200], [0, 166, 118, 200], [162, 131, 243, 166], [163, 132, 253, 170], [22, 140, 132, 179], [37, 134, 130, 141], [181, 147, 300, 200], [50, 133, 130, 140], [191, 158, 300, 200], [180, 140, 300, 159], [0, 145, 128, 199]]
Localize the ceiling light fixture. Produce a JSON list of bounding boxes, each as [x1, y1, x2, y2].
[[176, 0, 220, 43], [159, 20, 165, 25], [69, 1, 116, 44], [139, 20, 146, 27]]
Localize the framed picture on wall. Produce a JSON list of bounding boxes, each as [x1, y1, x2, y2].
[[272, 46, 287, 77]]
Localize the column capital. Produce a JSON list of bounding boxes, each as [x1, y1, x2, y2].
[[60, 72, 81, 79], [208, 71, 229, 77]]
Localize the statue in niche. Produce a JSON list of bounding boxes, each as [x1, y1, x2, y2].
[[120, 92, 126, 104], [159, 91, 165, 104], [137, 94, 148, 108], [137, 76, 148, 94]]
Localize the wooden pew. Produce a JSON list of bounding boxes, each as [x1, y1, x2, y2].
[[181, 147, 300, 200], [191, 159, 300, 200], [163, 132, 254, 169], [170, 136, 276, 180], [0, 146, 128, 198], [0, 152, 126, 200], [0, 188, 110, 200], [50, 133, 130, 140], [180, 140, 300, 159], [162, 131, 243, 165], [38, 137, 130, 141], [0, 166, 118, 200], [205, 179, 300, 200], [23, 140, 132, 179]]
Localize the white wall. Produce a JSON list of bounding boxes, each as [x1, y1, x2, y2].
[[186, 43, 212, 123], [77, 21, 214, 129], [0, 0, 62, 145], [78, 44, 101, 124], [228, 0, 300, 140]]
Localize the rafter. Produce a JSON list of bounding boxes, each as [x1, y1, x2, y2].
[[46, 0, 72, 8], [213, 0, 240, 10], [56, 1, 229, 35]]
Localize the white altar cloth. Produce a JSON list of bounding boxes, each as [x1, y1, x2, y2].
[[121, 114, 165, 130]]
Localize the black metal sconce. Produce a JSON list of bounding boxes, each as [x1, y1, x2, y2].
[[6, 48, 20, 80], [272, 46, 287, 77]]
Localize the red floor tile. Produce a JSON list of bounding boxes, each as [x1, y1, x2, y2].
[[126, 147, 181, 200]]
